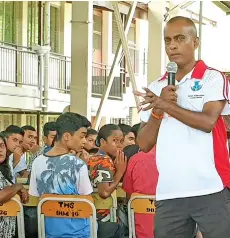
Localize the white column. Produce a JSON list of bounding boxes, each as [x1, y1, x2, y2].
[[60, 2, 72, 56], [43, 2, 50, 120], [70, 1, 93, 119], [17, 1, 28, 46], [147, 1, 165, 84], [102, 10, 113, 66]]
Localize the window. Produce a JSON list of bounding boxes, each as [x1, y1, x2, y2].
[[28, 1, 39, 47], [0, 1, 17, 44], [26, 115, 37, 128], [93, 14, 102, 50], [50, 5, 60, 53]]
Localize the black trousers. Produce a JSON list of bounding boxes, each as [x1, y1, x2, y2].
[[154, 188, 230, 238]]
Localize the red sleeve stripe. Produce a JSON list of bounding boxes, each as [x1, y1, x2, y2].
[[207, 67, 229, 103], [222, 72, 229, 103]]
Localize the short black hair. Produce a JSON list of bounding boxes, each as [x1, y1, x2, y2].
[[118, 124, 133, 137], [43, 122, 57, 137], [123, 144, 140, 161], [0, 132, 13, 182], [132, 123, 141, 138], [56, 112, 91, 139], [4, 125, 25, 137], [96, 124, 121, 147], [21, 125, 36, 131], [166, 16, 197, 38], [86, 128, 97, 138]]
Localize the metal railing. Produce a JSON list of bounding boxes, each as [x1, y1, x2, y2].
[[49, 53, 71, 92], [0, 42, 39, 86], [92, 62, 123, 99], [0, 42, 147, 101]]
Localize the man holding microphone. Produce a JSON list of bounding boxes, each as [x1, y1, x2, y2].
[[136, 16, 230, 238]]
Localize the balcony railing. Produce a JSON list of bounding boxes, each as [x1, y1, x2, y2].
[[0, 42, 39, 86], [0, 42, 147, 101], [49, 53, 71, 92], [92, 62, 123, 99]]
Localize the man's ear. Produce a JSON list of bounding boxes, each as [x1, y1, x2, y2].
[[194, 37, 199, 50], [62, 132, 71, 141], [100, 138, 106, 147]]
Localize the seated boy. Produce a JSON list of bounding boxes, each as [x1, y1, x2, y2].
[[29, 112, 93, 238]]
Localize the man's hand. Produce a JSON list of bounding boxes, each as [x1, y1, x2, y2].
[[134, 85, 177, 112], [160, 85, 177, 102], [114, 150, 127, 176], [13, 147, 23, 167], [17, 187, 29, 204]]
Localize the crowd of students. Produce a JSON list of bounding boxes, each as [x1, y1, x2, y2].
[[0, 112, 158, 238]]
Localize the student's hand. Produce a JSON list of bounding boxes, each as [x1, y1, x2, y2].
[[77, 149, 89, 163], [17, 187, 29, 204], [13, 183, 24, 192], [29, 144, 40, 154], [13, 147, 23, 166], [114, 150, 127, 175]]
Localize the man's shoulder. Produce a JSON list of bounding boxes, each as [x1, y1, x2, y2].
[[204, 67, 227, 82], [32, 154, 47, 167]]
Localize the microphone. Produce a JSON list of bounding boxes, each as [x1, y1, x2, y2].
[[166, 62, 178, 86]]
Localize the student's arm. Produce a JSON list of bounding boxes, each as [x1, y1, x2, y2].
[[0, 184, 24, 204], [97, 172, 124, 199], [20, 170, 30, 178], [28, 163, 39, 197], [94, 152, 127, 199]]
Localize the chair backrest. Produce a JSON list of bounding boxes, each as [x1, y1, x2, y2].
[[39, 194, 95, 218], [130, 193, 156, 214], [16, 178, 28, 185], [128, 193, 155, 238], [37, 194, 97, 238], [92, 190, 117, 209], [0, 195, 21, 216], [0, 195, 25, 238], [117, 183, 126, 198]]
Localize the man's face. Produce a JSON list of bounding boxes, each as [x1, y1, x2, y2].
[[65, 128, 87, 153], [23, 130, 38, 151], [6, 133, 24, 153], [123, 132, 135, 149], [84, 134, 97, 151], [44, 130, 57, 147], [164, 21, 199, 67]]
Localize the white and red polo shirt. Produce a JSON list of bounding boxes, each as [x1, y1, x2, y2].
[[140, 60, 230, 201]]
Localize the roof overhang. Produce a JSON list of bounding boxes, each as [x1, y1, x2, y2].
[[213, 1, 230, 15]]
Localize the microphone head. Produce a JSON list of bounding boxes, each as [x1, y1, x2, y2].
[[166, 62, 178, 74]]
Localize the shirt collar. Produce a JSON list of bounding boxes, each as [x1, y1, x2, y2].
[[158, 60, 207, 81], [97, 149, 107, 156]]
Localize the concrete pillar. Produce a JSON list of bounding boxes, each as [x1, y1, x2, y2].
[[60, 2, 72, 56], [70, 1, 93, 119], [42, 2, 50, 125], [17, 1, 28, 46], [147, 1, 165, 84], [102, 10, 113, 66]]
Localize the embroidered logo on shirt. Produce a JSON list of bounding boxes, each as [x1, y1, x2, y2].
[[191, 81, 203, 91]]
